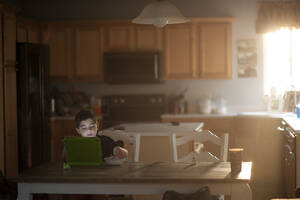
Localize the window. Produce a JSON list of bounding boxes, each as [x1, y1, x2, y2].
[[263, 28, 300, 96]]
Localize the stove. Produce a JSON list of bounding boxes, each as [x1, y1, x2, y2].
[[101, 94, 167, 129]]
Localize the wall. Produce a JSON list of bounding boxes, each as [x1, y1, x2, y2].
[[20, 0, 264, 112]]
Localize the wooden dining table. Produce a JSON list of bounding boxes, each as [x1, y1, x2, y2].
[[15, 161, 252, 200]]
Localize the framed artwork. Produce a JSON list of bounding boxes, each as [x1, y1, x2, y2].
[[237, 39, 257, 78]]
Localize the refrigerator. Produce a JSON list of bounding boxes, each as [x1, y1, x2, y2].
[[16, 43, 50, 173]]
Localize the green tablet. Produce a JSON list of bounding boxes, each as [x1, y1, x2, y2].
[[64, 136, 103, 166]]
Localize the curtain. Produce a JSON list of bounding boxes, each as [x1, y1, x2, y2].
[[256, 1, 300, 34]]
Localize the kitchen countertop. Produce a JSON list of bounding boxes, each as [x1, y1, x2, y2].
[[161, 112, 296, 119], [50, 115, 102, 121]]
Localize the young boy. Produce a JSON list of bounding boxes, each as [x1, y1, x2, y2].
[[75, 110, 128, 160]]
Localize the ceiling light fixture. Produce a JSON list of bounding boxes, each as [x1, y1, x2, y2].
[[132, 0, 189, 28]]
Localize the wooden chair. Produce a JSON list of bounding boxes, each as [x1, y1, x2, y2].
[[170, 130, 229, 163], [100, 131, 141, 162]]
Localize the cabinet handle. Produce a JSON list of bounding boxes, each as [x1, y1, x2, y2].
[[287, 129, 296, 139], [277, 126, 285, 132]]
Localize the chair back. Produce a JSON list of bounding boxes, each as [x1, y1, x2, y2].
[[170, 130, 229, 163], [100, 131, 141, 162]]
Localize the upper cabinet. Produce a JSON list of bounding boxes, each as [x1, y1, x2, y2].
[[164, 23, 196, 79], [3, 9, 16, 66], [48, 24, 72, 80], [17, 17, 43, 44], [164, 19, 233, 80], [74, 26, 104, 81], [44, 18, 233, 81], [105, 24, 135, 51], [196, 22, 232, 79], [104, 22, 163, 51], [135, 25, 163, 51]]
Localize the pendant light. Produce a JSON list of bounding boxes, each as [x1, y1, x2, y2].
[[132, 0, 189, 28]]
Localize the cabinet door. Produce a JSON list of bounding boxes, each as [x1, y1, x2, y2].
[[164, 24, 196, 79], [27, 24, 41, 43], [2, 9, 18, 177], [17, 22, 41, 43], [135, 25, 163, 51], [0, 12, 4, 174], [3, 11, 16, 66], [197, 23, 232, 79], [74, 26, 103, 81], [17, 22, 27, 43], [50, 120, 77, 161], [48, 26, 72, 80], [0, 66, 4, 174], [4, 67, 18, 177], [105, 25, 134, 50]]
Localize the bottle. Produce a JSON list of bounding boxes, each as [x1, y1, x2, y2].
[[50, 98, 55, 115]]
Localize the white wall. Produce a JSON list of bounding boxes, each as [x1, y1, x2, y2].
[[20, 0, 265, 112]]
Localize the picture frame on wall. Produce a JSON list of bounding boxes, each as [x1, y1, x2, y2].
[[237, 39, 257, 78]]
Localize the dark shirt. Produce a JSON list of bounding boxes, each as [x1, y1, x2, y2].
[[98, 135, 123, 160]]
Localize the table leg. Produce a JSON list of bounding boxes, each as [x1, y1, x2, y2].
[[18, 184, 33, 200], [231, 183, 252, 200]]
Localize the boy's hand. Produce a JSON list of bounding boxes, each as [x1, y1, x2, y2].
[[113, 146, 128, 159]]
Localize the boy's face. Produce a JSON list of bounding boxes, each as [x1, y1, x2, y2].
[[76, 118, 98, 137]]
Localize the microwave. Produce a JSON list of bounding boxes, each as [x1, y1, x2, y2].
[[103, 52, 163, 84]]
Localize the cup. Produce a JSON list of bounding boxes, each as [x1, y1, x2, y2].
[[229, 148, 243, 174]]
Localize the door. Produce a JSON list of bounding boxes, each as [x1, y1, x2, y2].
[[74, 26, 104, 81], [164, 24, 196, 79], [197, 23, 232, 79]]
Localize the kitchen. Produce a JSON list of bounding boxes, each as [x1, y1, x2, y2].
[[1, 0, 300, 200]]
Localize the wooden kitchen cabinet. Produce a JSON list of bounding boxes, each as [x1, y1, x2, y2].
[[196, 22, 232, 79], [48, 23, 105, 81], [135, 25, 163, 51], [3, 9, 16, 67], [74, 26, 104, 81], [104, 23, 163, 51], [48, 24, 73, 80], [50, 119, 77, 161], [1, 6, 19, 177], [234, 117, 284, 200], [104, 24, 135, 51], [164, 19, 233, 80], [46, 19, 232, 81], [161, 114, 284, 200], [17, 17, 43, 44], [3, 67, 18, 177], [164, 23, 196, 79]]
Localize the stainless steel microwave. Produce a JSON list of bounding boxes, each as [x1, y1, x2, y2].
[[103, 52, 163, 84]]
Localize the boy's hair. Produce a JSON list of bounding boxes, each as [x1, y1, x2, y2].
[[75, 110, 95, 128]]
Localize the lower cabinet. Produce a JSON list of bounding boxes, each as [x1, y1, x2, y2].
[[50, 116, 285, 200], [50, 119, 77, 161], [162, 115, 285, 200]]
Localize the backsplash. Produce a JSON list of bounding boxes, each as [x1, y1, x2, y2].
[[51, 78, 266, 114]]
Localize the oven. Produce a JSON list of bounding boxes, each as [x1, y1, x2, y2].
[[101, 94, 167, 129], [278, 120, 296, 197]]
